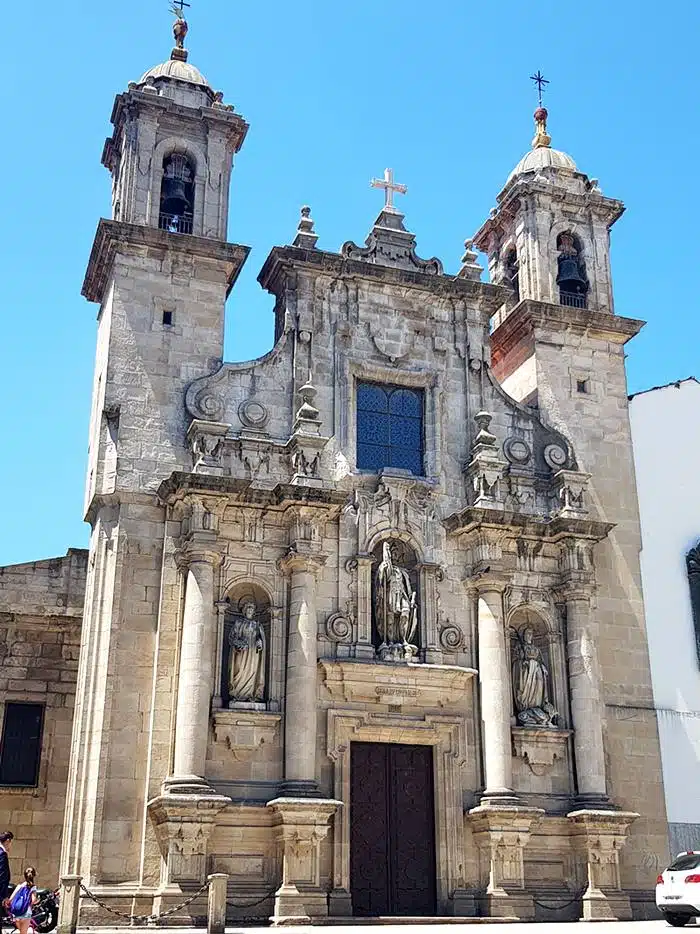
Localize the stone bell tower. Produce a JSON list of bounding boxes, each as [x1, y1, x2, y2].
[[473, 96, 669, 912], [61, 10, 249, 893]]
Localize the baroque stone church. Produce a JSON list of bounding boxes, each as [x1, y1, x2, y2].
[[0, 11, 670, 926]]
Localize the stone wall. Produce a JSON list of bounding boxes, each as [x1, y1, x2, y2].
[[0, 549, 87, 885]]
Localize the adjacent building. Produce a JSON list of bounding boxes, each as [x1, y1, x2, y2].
[[630, 377, 700, 858]]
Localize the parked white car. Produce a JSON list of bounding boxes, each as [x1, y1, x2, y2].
[[656, 851, 700, 926]]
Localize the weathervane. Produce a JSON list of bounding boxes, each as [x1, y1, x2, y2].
[[370, 168, 407, 211], [530, 70, 549, 107]]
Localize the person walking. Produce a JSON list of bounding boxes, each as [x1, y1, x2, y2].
[[0, 832, 14, 920], [8, 867, 38, 934]]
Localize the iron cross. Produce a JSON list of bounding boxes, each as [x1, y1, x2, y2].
[[530, 70, 549, 107], [171, 0, 191, 17], [370, 168, 407, 210]]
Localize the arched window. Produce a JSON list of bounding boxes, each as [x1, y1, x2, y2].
[[371, 539, 420, 662], [159, 153, 195, 234], [556, 232, 588, 308], [504, 247, 519, 301]]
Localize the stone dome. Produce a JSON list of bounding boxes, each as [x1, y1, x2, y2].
[[507, 145, 577, 183], [138, 58, 211, 89]]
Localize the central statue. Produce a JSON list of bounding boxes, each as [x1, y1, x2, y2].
[[228, 601, 266, 704], [375, 542, 418, 661]]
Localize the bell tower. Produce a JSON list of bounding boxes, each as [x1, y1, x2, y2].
[[474, 106, 622, 316], [62, 10, 249, 889]]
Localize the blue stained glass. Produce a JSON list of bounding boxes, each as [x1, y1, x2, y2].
[[388, 388, 422, 417], [357, 383, 389, 413], [356, 381, 424, 475], [390, 415, 421, 448]]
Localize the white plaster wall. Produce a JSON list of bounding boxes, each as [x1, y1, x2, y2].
[[630, 379, 700, 826]]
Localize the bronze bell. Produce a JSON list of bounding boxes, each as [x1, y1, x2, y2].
[[161, 176, 190, 216], [556, 254, 587, 294]]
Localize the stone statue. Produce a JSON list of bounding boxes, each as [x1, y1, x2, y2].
[[375, 542, 418, 661], [511, 627, 558, 727], [228, 601, 266, 704]]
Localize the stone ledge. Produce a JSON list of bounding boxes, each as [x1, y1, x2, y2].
[[211, 709, 281, 761], [512, 726, 572, 770], [319, 658, 476, 707]]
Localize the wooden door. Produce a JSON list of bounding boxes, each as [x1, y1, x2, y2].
[[350, 742, 436, 916]]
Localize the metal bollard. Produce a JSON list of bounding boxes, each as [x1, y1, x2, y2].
[[57, 875, 82, 934], [207, 873, 228, 934]]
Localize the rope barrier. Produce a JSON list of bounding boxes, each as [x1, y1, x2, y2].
[[79, 880, 210, 925]]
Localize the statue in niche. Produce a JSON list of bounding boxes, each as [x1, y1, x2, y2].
[[228, 601, 266, 704], [511, 627, 558, 727], [375, 542, 418, 661]]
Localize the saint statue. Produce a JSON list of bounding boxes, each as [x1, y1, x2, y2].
[[511, 627, 558, 727], [228, 601, 266, 704], [375, 542, 418, 661]]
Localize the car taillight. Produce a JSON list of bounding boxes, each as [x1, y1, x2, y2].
[[656, 874, 664, 885], [685, 874, 700, 883]]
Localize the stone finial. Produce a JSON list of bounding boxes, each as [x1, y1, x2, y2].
[[532, 107, 552, 149], [458, 239, 483, 281], [473, 412, 497, 449], [292, 206, 319, 250], [295, 377, 321, 427]]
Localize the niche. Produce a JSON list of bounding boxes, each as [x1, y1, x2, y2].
[[371, 539, 420, 662], [221, 584, 271, 709]]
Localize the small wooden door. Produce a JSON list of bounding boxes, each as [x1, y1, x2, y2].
[[350, 742, 437, 916]]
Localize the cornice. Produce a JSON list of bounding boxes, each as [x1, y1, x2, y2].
[[443, 506, 614, 542], [157, 471, 347, 510], [491, 298, 645, 360], [82, 219, 250, 304], [257, 245, 508, 313]]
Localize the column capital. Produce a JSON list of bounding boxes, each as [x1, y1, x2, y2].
[[463, 571, 508, 596], [278, 546, 327, 577], [175, 537, 223, 571], [554, 585, 593, 605]]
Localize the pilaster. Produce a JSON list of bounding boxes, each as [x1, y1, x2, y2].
[[567, 809, 638, 920]]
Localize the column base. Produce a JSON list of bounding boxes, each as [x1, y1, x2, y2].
[[574, 791, 614, 809], [162, 773, 215, 796], [568, 808, 639, 921], [479, 791, 521, 807], [267, 797, 342, 925], [147, 789, 231, 885]]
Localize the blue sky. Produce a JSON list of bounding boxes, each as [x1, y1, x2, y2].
[[1, 0, 698, 566]]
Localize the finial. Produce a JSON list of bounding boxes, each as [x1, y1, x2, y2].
[[529, 71, 551, 149], [458, 239, 483, 281], [293, 205, 319, 250], [170, 1, 191, 62]]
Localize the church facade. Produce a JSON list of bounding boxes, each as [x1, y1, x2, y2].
[[0, 15, 670, 925]]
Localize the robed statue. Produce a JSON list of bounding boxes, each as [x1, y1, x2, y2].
[[511, 627, 558, 727], [228, 601, 266, 704], [375, 542, 418, 661]]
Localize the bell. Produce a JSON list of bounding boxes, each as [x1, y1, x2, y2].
[[556, 255, 587, 294], [161, 176, 190, 216]]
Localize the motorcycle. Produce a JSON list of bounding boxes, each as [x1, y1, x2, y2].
[[1, 885, 59, 934]]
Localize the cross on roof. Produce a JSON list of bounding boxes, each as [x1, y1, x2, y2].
[[370, 168, 407, 211], [530, 70, 550, 107], [170, 0, 191, 18]]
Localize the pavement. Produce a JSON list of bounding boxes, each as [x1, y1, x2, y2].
[[76, 922, 686, 934]]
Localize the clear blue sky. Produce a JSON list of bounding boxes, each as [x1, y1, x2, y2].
[[1, 0, 698, 567]]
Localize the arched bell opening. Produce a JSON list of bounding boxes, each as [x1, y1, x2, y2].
[[371, 538, 420, 662], [159, 152, 195, 234], [504, 246, 520, 302], [221, 583, 271, 708], [556, 231, 588, 308]]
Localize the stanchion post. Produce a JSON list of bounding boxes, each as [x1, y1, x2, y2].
[[57, 875, 82, 934], [207, 873, 228, 934]]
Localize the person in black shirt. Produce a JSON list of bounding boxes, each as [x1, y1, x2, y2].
[[0, 831, 14, 913]]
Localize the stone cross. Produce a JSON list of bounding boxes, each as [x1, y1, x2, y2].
[[370, 168, 407, 211]]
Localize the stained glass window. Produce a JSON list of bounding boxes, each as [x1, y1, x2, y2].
[[356, 382, 424, 476]]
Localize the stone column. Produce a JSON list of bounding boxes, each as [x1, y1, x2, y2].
[[57, 875, 82, 934], [207, 873, 229, 934], [564, 592, 608, 805], [278, 548, 326, 795], [168, 547, 221, 792], [475, 585, 516, 803]]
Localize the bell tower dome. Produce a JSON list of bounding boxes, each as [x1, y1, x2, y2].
[[102, 9, 247, 238]]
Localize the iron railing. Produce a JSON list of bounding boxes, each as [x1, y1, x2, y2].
[[159, 212, 193, 234], [559, 290, 587, 309]]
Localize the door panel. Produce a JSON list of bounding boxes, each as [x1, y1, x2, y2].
[[350, 742, 436, 916]]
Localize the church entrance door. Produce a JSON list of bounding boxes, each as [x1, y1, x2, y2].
[[350, 742, 436, 916]]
